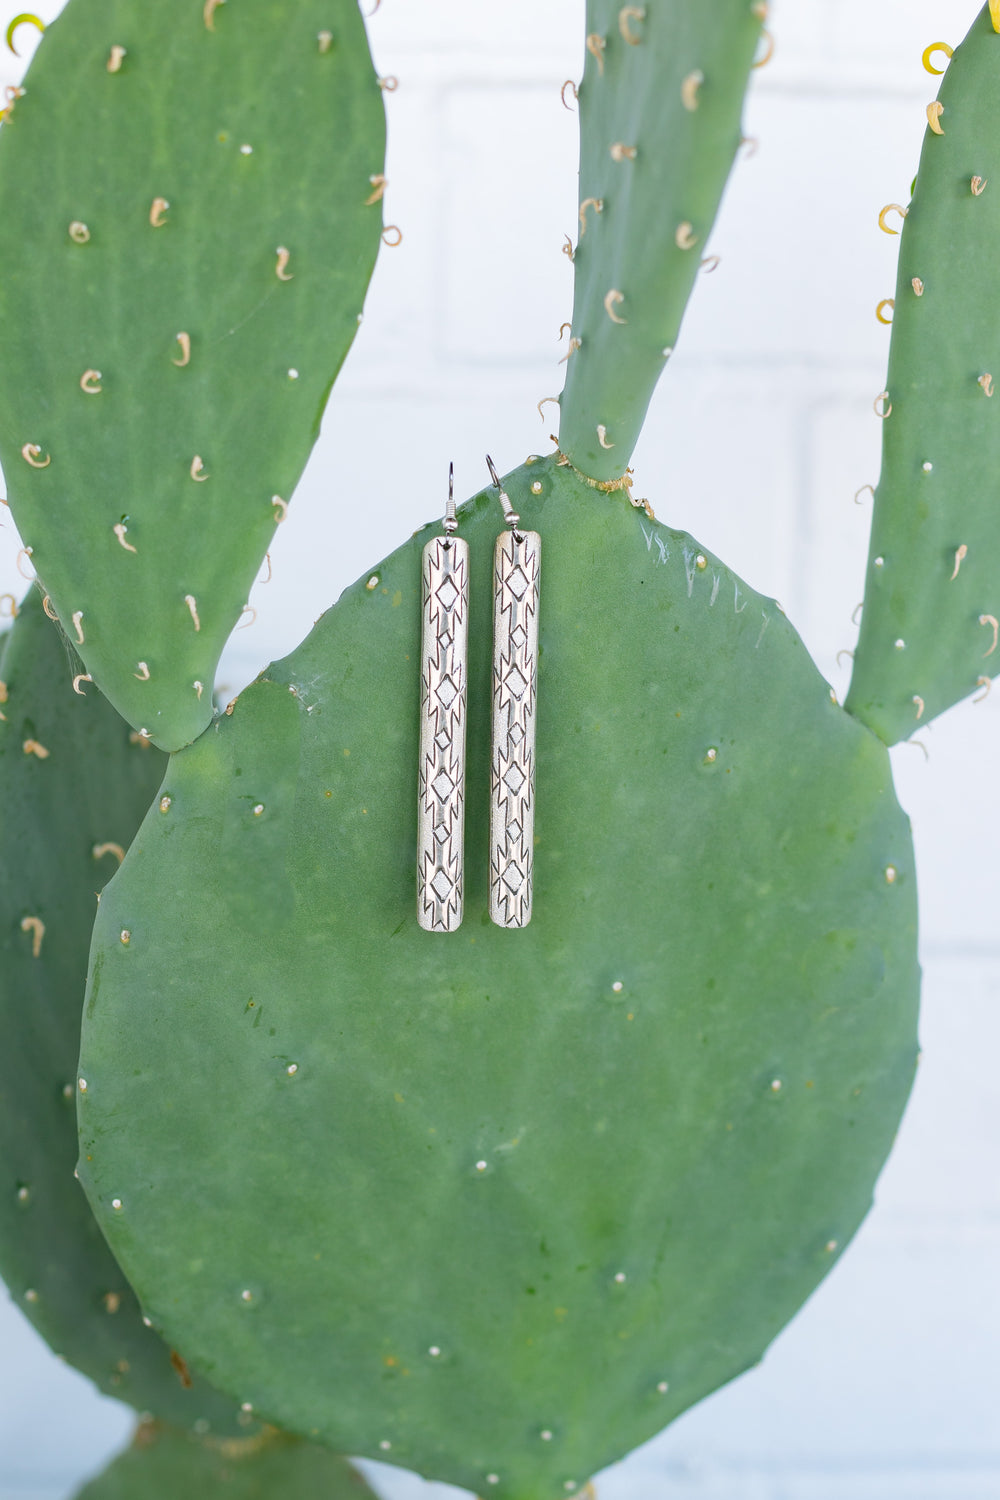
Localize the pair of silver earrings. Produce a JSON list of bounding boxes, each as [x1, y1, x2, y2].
[[417, 457, 541, 933]]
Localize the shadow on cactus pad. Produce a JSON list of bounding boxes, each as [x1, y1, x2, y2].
[[0, 591, 260, 1437], [79, 461, 920, 1499]]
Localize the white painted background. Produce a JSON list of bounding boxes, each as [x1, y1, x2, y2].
[[1, 2, 998, 1496]]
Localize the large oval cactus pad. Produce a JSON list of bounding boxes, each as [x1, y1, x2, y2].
[[73, 1422, 377, 1500], [847, 6, 1000, 743], [79, 461, 920, 1499], [0, 591, 257, 1435], [0, 0, 385, 749]]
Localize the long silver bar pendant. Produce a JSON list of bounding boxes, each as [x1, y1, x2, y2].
[[490, 528, 541, 928], [417, 534, 469, 932]]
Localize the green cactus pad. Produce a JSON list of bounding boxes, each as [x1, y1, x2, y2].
[[847, 5, 1000, 743], [73, 1422, 376, 1500], [0, 590, 259, 1436], [0, 0, 385, 750], [79, 460, 919, 1499], [558, 0, 763, 481]]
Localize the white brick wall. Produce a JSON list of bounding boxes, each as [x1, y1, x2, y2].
[[1, 2, 998, 1496]]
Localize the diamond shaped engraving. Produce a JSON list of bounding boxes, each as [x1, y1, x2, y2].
[[431, 869, 453, 901], [432, 768, 455, 801], [503, 764, 525, 796], [505, 665, 528, 701], [434, 729, 451, 752], [433, 823, 450, 845], [510, 624, 527, 651], [436, 675, 458, 710], [436, 576, 460, 612], [502, 863, 524, 895], [507, 819, 522, 844], [508, 723, 524, 746], [506, 566, 529, 601]]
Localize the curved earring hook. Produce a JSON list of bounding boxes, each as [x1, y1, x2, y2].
[[486, 454, 519, 530], [443, 460, 457, 535]]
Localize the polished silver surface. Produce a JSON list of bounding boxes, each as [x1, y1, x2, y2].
[[489, 528, 541, 928], [417, 534, 469, 932]]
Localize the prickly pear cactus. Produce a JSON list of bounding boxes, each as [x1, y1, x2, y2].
[[559, 0, 765, 480], [0, 0, 385, 750], [0, 589, 259, 1436], [15, 0, 1000, 1490], [848, 5, 1000, 742], [73, 1421, 377, 1500], [78, 459, 919, 1498]]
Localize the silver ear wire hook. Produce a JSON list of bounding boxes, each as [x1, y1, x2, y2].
[[444, 460, 457, 536], [486, 454, 520, 531]]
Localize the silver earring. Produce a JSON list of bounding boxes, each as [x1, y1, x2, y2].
[[417, 463, 469, 932], [487, 456, 541, 929]]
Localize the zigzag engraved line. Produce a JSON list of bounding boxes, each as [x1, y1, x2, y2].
[[418, 537, 468, 931], [489, 531, 540, 928]]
